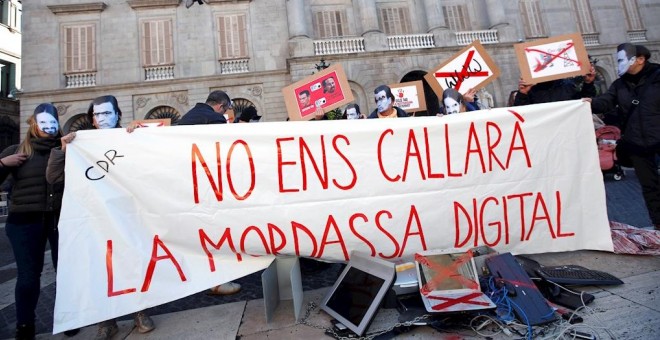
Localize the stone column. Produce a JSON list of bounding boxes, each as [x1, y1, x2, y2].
[[484, 0, 516, 42], [356, 0, 387, 51], [286, 0, 314, 57], [422, 0, 451, 45], [286, 0, 308, 39]]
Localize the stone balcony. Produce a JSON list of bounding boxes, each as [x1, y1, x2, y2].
[[455, 29, 499, 46], [145, 65, 175, 81], [65, 71, 96, 88], [387, 34, 435, 50], [313, 37, 365, 55], [627, 30, 647, 43], [219, 58, 250, 74], [582, 33, 600, 46]]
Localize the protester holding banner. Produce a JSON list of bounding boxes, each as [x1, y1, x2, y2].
[[514, 67, 596, 106], [178, 90, 244, 296], [0, 103, 75, 340], [368, 85, 409, 119], [46, 95, 157, 339], [438, 88, 480, 116], [177, 90, 231, 125], [343, 104, 365, 119], [586, 43, 660, 231]]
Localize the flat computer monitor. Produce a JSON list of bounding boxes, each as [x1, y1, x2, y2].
[[320, 252, 395, 336]]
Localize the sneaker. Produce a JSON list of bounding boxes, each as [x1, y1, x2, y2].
[[15, 324, 35, 340], [94, 321, 118, 340], [208, 282, 242, 295], [134, 311, 155, 334]]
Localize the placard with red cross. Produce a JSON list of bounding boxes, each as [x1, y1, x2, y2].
[[424, 40, 501, 97], [515, 33, 591, 84]]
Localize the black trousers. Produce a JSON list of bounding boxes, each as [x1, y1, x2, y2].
[[631, 152, 660, 225], [5, 213, 58, 326]]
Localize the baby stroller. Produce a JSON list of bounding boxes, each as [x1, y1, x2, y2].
[[596, 126, 624, 181]]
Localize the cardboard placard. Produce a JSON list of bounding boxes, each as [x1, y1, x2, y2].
[[389, 80, 427, 113], [424, 40, 500, 97], [515, 33, 590, 84], [131, 118, 171, 127], [283, 64, 354, 121]]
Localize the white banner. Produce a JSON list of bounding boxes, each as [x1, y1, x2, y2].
[[54, 100, 612, 332]]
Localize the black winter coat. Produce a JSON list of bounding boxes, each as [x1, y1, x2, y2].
[[514, 79, 597, 106], [177, 103, 227, 125], [368, 106, 409, 119], [591, 63, 660, 151], [0, 138, 62, 216]]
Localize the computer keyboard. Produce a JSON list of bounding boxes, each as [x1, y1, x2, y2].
[[536, 265, 624, 286]]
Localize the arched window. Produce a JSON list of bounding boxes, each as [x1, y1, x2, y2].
[[63, 113, 94, 133], [145, 106, 181, 125]]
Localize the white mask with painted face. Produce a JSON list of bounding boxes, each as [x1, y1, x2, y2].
[[375, 91, 391, 113], [93, 102, 119, 129], [346, 108, 360, 119], [35, 112, 59, 136], [617, 50, 636, 76], [443, 97, 462, 115]]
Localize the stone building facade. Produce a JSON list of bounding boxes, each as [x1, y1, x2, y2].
[[18, 0, 660, 133]]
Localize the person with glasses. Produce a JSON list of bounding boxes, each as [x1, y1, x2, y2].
[[171, 90, 243, 295], [177, 90, 232, 125], [46, 95, 156, 339]]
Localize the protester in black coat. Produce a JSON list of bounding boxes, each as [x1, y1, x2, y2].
[[588, 43, 660, 230], [0, 103, 74, 340], [177, 91, 231, 125]]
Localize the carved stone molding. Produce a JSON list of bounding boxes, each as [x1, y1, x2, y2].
[[250, 85, 262, 97], [127, 0, 181, 10], [56, 104, 72, 116], [48, 3, 107, 15], [135, 97, 151, 109]]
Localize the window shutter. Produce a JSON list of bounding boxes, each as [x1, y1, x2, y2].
[[64, 24, 95, 73], [314, 10, 346, 38], [217, 14, 248, 59], [379, 7, 411, 35], [442, 5, 470, 31], [142, 19, 173, 66]]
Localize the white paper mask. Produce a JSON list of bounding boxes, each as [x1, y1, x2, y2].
[[93, 102, 119, 129], [444, 97, 461, 115], [35, 112, 59, 136], [375, 91, 391, 113], [346, 108, 359, 119], [617, 50, 636, 76]]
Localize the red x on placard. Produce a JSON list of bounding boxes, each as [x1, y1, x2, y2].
[[434, 50, 490, 92], [426, 292, 491, 311], [415, 251, 478, 296], [526, 42, 581, 72]]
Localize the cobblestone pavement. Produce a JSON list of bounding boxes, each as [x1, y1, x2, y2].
[[0, 169, 654, 338]]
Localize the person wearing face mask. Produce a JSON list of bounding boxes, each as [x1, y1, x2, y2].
[[368, 85, 409, 119], [342, 104, 365, 119], [177, 90, 231, 125], [438, 88, 481, 115], [0, 103, 76, 340], [586, 43, 660, 231], [46, 95, 157, 339]]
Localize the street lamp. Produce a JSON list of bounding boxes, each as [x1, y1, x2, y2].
[[315, 58, 330, 72], [7, 88, 22, 100]]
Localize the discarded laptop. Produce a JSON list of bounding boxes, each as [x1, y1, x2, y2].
[[320, 251, 395, 337], [415, 250, 495, 313], [486, 253, 557, 325]]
